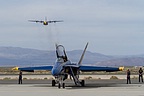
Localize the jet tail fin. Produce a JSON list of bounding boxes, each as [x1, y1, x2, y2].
[[78, 42, 89, 65]]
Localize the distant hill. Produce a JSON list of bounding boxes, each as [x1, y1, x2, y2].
[[0, 47, 55, 66], [95, 57, 144, 67], [0, 46, 144, 67]]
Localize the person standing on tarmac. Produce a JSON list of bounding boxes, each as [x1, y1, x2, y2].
[[139, 67, 143, 82], [18, 71, 22, 84], [127, 69, 131, 84]]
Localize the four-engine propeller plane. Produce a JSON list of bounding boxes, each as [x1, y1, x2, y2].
[[28, 17, 63, 25], [13, 43, 124, 88]]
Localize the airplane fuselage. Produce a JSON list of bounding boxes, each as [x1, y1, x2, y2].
[[51, 58, 78, 77], [51, 62, 63, 76], [51, 58, 68, 76], [43, 21, 48, 25]]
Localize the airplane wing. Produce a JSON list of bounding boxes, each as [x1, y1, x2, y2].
[[28, 20, 43, 23], [79, 65, 124, 72], [13, 65, 53, 72], [47, 20, 63, 23]]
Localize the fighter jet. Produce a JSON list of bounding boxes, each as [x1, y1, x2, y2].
[[28, 17, 63, 25], [13, 43, 124, 88]]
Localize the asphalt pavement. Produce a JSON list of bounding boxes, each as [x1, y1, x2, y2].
[[0, 79, 144, 96]]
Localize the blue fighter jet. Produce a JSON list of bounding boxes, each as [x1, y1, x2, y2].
[[13, 43, 124, 88]]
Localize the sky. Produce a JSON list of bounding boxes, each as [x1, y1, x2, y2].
[[0, 0, 144, 55]]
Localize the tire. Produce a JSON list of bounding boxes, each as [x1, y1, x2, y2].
[[58, 83, 61, 89], [81, 80, 85, 87], [62, 83, 65, 88], [52, 80, 56, 86]]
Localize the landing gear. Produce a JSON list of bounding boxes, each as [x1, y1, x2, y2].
[[52, 76, 66, 89], [58, 83, 65, 89], [69, 67, 83, 86], [58, 83, 61, 88], [62, 83, 65, 88]]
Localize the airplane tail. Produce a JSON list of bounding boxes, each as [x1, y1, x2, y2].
[[78, 42, 89, 65], [45, 17, 47, 21]]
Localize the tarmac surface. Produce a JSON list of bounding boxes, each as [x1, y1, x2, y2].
[[0, 79, 144, 96]]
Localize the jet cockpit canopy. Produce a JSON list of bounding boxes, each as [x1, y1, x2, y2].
[[56, 44, 68, 62]]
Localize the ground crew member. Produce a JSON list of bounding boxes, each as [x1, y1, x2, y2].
[[18, 71, 22, 84], [127, 69, 131, 84], [139, 67, 143, 82]]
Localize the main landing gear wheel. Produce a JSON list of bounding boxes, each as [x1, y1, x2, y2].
[[62, 83, 65, 88], [58, 83, 61, 89], [58, 83, 65, 89], [52, 80, 56, 86], [81, 80, 85, 87]]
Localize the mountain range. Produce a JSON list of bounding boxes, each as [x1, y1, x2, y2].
[[0, 46, 144, 67]]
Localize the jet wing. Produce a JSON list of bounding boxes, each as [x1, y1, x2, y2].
[[13, 66, 53, 72], [79, 65, 124, 72]]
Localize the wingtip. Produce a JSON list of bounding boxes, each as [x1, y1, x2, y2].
[[12, 67, 19, 71], [119, 66, 124, 71]]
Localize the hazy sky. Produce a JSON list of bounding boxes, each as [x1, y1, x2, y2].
[[0, 0, 144, 55]]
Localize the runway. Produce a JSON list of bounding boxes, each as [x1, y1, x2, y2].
[[0, 79, 144, 96]]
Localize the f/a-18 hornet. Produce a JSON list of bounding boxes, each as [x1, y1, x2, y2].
[[13, 43, 123, 88]]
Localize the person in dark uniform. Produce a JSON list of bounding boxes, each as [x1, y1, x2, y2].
[[127, 69, 131, 84], [18, 71, 22, 84], [139, 67, 143, 82]]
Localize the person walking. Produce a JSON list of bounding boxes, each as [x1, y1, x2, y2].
[[18, 71, 22, 84], [127, 69, 131, 84], [139, 67, 143, 82]]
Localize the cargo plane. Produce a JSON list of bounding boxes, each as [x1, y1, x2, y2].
[[28, 17, 63, 25], [13, 43, 124, 88]]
